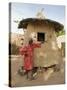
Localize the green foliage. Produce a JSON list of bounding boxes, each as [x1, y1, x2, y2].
[[56, 29, 65, 37]]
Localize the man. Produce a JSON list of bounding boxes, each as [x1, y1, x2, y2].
[[19, 39, 41, 80]]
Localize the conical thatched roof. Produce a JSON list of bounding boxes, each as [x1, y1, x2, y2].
[[18, 18, 64, 32]]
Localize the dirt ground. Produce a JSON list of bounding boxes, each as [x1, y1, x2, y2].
[[10, 55, 65, 87]]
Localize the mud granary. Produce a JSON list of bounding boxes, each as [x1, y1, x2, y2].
[[18, 13, 64, 67]]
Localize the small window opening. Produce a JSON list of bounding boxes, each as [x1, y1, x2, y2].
[[37, 32, 45, 43]]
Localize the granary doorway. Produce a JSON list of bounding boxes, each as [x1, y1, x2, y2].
[[37, 32, 45, 43]]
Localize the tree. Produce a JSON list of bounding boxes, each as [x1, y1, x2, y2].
[[56, 29, 65, 37]]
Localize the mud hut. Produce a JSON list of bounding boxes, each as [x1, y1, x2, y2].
[[18, 12, 64, 68]]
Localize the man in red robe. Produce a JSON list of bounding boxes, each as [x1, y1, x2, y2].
[[19, 39, 41, 80]]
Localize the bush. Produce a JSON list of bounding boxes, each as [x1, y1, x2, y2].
[[56, 30, 65, 37]]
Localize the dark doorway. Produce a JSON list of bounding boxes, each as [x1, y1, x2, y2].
[[37, 32, 45, 43]]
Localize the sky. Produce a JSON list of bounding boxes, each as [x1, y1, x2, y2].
[[11, 3, 65, 34]]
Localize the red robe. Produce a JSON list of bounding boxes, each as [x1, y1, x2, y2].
[[19, 43, 41, 70]]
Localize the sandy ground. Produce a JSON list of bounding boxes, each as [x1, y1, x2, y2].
[[10, 56, 65, 87]]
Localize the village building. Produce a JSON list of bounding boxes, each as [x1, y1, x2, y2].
[[10, 33, 24, 46], [18, 11, 64, 68]]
